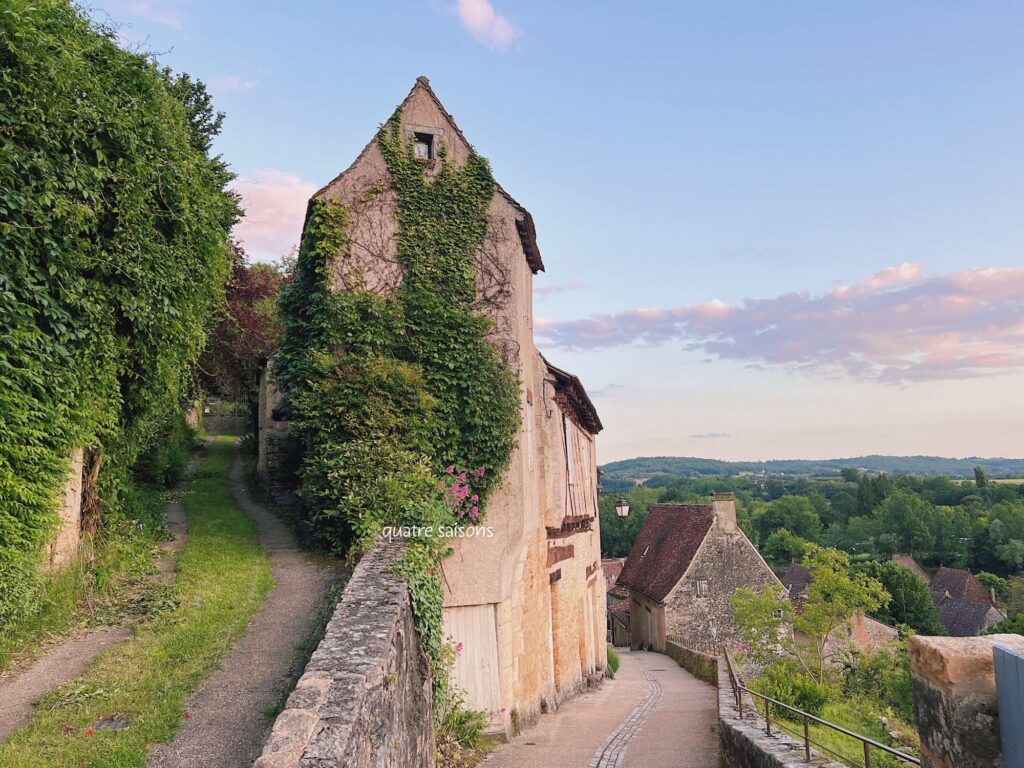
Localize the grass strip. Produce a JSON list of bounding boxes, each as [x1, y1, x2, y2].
[[0, 437, 273, 767]]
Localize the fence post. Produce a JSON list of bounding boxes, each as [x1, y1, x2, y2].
[[764, 697, 771, 736], [803, 714, 811, 761], [863, 741, 871, 768]]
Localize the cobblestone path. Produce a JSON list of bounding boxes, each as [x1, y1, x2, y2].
[[483, 649, 719, 768]]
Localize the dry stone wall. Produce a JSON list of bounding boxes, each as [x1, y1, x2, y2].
[[255, 541, 434, 768]]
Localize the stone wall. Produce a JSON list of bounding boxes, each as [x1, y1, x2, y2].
[[255, 541, 434, 768], [664, 525, 781, 651], [716, 659, 846, 768], [909, 633, 1024, 768], [664, 640, 718, 687], [46, 448, 84, 570]]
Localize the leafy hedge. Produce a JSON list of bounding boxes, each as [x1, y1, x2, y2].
[[0, 0, 237, 625]]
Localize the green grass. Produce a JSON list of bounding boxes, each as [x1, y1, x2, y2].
[[0, 437, 274, 768], [772, 699, 918, 768], [0, 484, 165, 673], [607, 645, 620, 677]]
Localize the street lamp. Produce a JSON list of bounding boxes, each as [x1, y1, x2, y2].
[[615, 497, 630, 517]]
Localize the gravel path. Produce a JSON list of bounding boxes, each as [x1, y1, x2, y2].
[[483, 649, 719, 768], [0, 460, 193, 744], [148, 448, 339, 768]]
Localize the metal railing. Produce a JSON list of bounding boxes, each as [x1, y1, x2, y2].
[[722, 649, 920, 768]]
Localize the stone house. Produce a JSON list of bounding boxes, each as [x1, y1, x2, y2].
[[929, 566, 1005, 636], [781, 563, 899, 653], [257, 77, 606, 736], [617, 495, 781, 652]]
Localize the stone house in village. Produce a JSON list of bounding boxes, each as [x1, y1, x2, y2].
[[616, 495, 782, 652], [890, 558, 1006, 637], [782, 563, 899, 652], [257, 77, 606, 736]]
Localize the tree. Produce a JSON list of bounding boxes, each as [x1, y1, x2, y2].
[[763, 528, 811, 565], [876, 491, 936, 558], [732, 546, 889, 682], [975, 466, 990, 488], [977, 571, 1007, 600], [197, 246, 284, 424], [754, 495, 822, 542], [856, 561, 946, 635]]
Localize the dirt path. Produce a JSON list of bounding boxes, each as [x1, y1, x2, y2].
[[148, 448, 339, 768], [0, 461, 193, 744], [483, 649, 719, 768]]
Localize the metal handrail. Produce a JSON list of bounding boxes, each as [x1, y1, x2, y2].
[[722, 649, 920, 768]]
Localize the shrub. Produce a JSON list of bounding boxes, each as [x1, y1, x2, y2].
[[754, 660, 832, 715], [607, 645, 620, 677]]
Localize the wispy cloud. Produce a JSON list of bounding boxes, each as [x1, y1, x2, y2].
[[689, 432, 732, 440], [230, 170, 317, 263], [536, 281, 586, 296], [210, 75, 259, 94], [120, 0, 186, 29], [588, 383, 626, 397], [536, 264, 1024, 384], [455, 0, 518, 52]]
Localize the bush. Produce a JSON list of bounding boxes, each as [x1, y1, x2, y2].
[[842, 645, 914, 721], [754, 660, 832, 715], [607, 645, 620, 677]]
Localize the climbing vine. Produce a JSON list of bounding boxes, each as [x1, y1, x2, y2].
[[0, 1, 237, 625], [276, 110, 521, 713]]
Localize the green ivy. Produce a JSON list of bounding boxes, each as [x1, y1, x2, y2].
[[0, 0, 237, 625], [276, 110, 521, 714]]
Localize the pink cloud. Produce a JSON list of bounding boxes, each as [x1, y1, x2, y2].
[[536, 265, 1024, 384], [230, 171, 317, 263], [535, 281, 586, 296], [455, 0, 518, 52]]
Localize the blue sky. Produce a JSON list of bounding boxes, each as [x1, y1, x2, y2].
[[100, 1, 1024, 462]]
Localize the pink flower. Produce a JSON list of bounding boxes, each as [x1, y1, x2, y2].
[[455, 641, 464, 655], [457, 472, 467, 482], [446, 465, 455, 474], [471, 494, 479, 502], [475, 467, 486, 477], [470, 506, 479, 520]]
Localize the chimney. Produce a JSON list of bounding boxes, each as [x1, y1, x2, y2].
[[712, 492, 736, 532]]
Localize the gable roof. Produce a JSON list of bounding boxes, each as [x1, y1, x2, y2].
[[544, 357, 603, 434], [937, 597, 997, 637], [892, 555, 931, 585], [616, 504, 714, 603], [313, 76, 544, 274], [781, 563, 811, 597], [602, 558, 624, 588], [930, 566, 991, 605]]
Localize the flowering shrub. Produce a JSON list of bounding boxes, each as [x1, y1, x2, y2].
[[439, 466, 486, 521]]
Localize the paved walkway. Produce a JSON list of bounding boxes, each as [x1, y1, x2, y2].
[[149, 449, 340, 768], [483, 649, 719, 768]]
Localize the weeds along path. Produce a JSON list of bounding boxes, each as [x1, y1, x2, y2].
[[0, 437, 273, 768], [147, 441, 341, 768], [0, 457, 195, 745]]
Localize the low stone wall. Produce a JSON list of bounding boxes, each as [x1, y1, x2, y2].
[[716, 659, 845, 768], [909, 633, 1024, 768], [255, 541, 434, 768], [664, 640, 718, 687]]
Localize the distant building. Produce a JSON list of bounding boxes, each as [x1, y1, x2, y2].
[[892, 554, 931, 585], [929, 566, 1005, 637], [602, 558, 629, 646], [782, 563, 899, 653], [602, 558, 625, 592], [617, 495, 781, 652]]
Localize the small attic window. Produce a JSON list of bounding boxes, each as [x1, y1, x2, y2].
[[414, 132, 434, 160]]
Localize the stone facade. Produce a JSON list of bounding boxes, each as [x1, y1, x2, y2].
[[623, 498, 781, 653], [908, 633, 1024, 768], [46, 448, 84, 570], [255, 541, 433, 768], [257, 357, 294, 495], [257, 77, 606, 737]]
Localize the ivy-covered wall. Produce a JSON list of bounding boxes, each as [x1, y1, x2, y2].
[[274, 107, 522, 708], [0, 0, 238, 625]]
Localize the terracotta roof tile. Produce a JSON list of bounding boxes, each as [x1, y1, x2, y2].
[[781, 563, 811, 597], [616, 504, 714, 603], [937, 597, 994, 637]]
